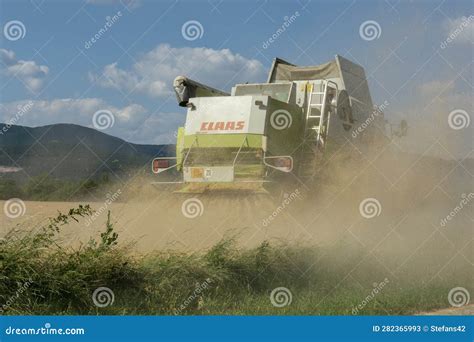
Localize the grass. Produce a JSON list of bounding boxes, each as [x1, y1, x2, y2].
[[0, 206, 470, 315]]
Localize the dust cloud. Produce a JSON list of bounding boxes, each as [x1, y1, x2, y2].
[[1, 128, 472, 291]]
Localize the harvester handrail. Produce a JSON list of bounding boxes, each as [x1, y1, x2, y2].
[[232, 137, 249, 167], [326, 80, 338, 94], [349, 97, 373, 111], [325, 80, 338, 143], [182, 135, 198, 166], [287, 82, 295, 103]]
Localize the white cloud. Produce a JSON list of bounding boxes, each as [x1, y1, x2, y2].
[[0, 49, 16, 65], [0, 98, 180, 144], [0, 49, 49, 93], [91, 44, 266, 97], [442, 15, 474, 45], [0, 98, 144, 128]]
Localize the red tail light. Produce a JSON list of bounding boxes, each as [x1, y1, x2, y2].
[[152, 159, 169, 173]]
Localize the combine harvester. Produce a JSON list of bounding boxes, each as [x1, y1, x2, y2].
[[152, 55, 387, 194]]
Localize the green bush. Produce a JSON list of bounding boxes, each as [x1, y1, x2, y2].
[[0, 206, 321, 315], [0, 178, 23, 199], [1, 206, 470, 315]]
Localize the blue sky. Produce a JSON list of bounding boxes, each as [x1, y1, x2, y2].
[[0, 0, 472, 157]]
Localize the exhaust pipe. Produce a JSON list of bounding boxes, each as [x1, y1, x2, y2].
[[173, 76, 229, 107]]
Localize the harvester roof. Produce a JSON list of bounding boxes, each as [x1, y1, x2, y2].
[[267, 55, 367, 84]]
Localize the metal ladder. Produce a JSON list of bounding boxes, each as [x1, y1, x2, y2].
[[298, 80, 337, 178], [304, 81, 329, 148]]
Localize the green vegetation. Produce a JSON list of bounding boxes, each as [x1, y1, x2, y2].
[[0, 206, 470, 315], [0, 174, 110, 201]]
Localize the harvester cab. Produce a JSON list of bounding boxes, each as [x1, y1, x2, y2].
[[152, 55, 384, 193]]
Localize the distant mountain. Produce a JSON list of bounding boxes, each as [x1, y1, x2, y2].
[[0, 123, 174, 181]]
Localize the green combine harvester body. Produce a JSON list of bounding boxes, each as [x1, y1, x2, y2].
[[152, 55, 384, 193]]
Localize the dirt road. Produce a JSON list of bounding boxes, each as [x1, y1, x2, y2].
[[1, 151, 472, 256], [420, 305, 474, 315], [1, 193, 317, 252]]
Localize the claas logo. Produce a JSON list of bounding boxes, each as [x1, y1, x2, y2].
[[200, 121, 245, 131]]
